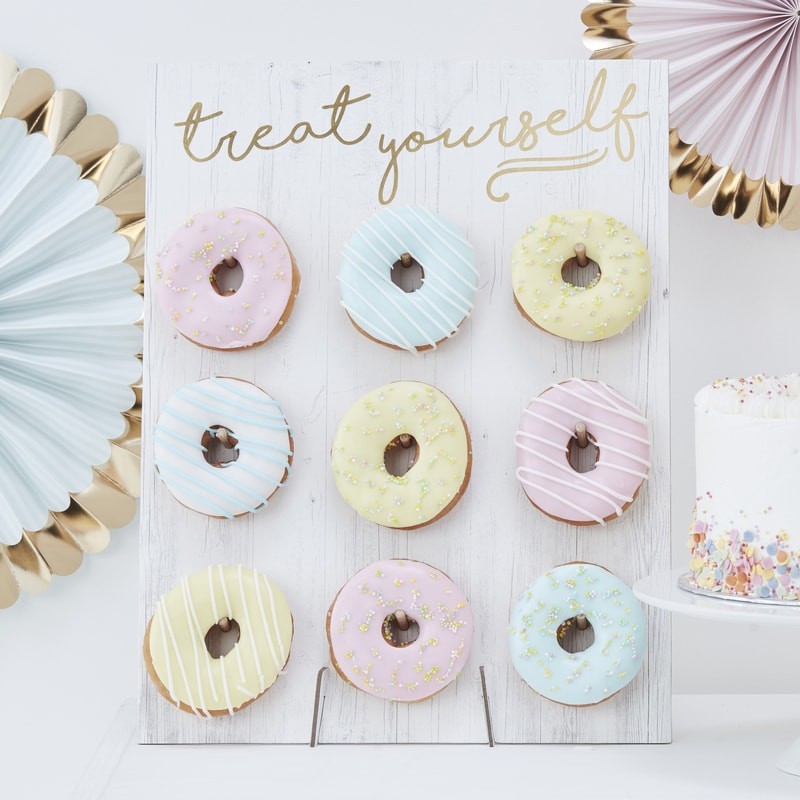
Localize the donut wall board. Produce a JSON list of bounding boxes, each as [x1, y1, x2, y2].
[[142, 61, 670, 744]]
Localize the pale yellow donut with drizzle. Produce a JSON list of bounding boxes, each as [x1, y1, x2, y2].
[[511, 210, 651, 342], [143, 565, 293, 717]]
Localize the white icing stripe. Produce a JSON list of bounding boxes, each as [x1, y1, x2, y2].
[[591, 440, 652, 469], [263, 577, 287, 664], [345, 236, 465, 332], [338, 275, 417, 351], [382, 211, 478, 292], [183, 575, 219, 705], [367, 213, 475, 307], [418, 275, 472, 317], [514, 430, 568, 452], [253, 574, 281, 670], [156, 602, 176, 708], [519, 408, 652, 469], [206, 568, 234, 717], [513, 434, 634, 503], [338, 207, 477, 351], [596, 460, 649, 480], [516, 466, 624, 515], [219, 564, 247, 684], [593, 380, 643, 414], [159, 592, 204, 717], [341, 249, 441, 347], [180, 576, 210, 716], [525, 399, 651, 445], [237, 565, 264, 690], [548, 382, 647, 424], [515, 469, 606, 525], [403, 207, 479, 278]]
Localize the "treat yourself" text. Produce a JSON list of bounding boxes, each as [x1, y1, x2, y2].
[[174, 70, 647, 205]]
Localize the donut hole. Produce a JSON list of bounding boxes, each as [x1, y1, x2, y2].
[[384, 434, 419, 477], [567, 433, 599, 474], [201, 425, 240, 468], [204, 618, 241, 659], [561, 253, 600, 288], [382, 612, 420, 648], [210, 257, 244, 296], [390, 254, 424, 293], [556, 616, 595, 654]]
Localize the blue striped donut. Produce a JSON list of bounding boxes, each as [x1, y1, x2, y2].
[[154, 377, 292, 518], [338, 207, 478, 352]]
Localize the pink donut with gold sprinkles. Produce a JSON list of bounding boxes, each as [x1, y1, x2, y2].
[[155, 208, 300, 350], [326, 559, 474, 702]]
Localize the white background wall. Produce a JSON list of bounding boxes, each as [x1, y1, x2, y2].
[[2, 0, 798, 789]]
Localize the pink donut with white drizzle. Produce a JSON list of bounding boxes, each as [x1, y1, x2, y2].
[[515, 379, 651, 526], [154, 208, 300, 350], [326, 559, 474, 702]]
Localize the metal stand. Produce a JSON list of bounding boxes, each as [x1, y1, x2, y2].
[[309, 665, 496, 747]]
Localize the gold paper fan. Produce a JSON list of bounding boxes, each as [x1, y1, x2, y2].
[[583, 1, 800, 230], [0, 54, 143, 608]]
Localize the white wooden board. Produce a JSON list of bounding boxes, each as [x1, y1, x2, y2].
[[142, 60, 670, 744]]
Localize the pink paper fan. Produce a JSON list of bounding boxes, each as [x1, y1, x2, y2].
[[584, 0, 800, 228]]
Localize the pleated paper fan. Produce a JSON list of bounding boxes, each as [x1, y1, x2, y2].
[[0, 54, 144, 608], [583, 0, 800, 229]]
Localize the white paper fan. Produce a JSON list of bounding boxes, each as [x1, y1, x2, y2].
[[0, 55, 144, 607], [584, 0, 800, 229]]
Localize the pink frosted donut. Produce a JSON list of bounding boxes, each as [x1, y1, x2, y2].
[[515, 379, 651, 526], [154, 208, 300, 350], [326, 559, 473, 702]]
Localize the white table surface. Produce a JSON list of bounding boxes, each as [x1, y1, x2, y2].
[[68, 694, 800, 800]]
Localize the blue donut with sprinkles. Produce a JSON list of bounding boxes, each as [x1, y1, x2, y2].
[[338, 206, 478, 353], [508, 562, 647, 706]]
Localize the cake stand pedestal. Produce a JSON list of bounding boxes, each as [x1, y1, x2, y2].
[[634, 568, 800, 777]]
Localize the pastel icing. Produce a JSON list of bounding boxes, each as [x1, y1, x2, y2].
[[511, 210, 651, 341], [145, 565, 292, 716], [154, 377, 292, 518], [338, 206, 478, 352], [508, 563, 647, 705], [327, 559, 473, 702], [331, 381, 470, 528], [688, 374, 800, 601], [155, 208, 296, 349], [515, 379, 650, 525]]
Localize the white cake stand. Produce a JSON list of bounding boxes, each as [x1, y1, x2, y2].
[[634, 568, 800, 777]]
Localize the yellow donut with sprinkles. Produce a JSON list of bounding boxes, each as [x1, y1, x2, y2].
[[511, 210, 651, 342], [331, 381, 471, 530]]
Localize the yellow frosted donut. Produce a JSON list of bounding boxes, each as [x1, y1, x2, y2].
[[143, 565, 293, 717], [511, 210, 651, 341], [331, 381, 471, 529]]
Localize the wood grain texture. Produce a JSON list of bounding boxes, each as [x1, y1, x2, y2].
[[142, 61, 670, 744]]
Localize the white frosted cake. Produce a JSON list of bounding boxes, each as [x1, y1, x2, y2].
[[687, 375, 800, 601]]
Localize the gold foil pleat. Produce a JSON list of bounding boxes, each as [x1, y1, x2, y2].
[[1, 67, 54, 128], [0, 54, 144, 609], [56, 113, 119, 173], [583, 1, 799, 230], [30, 89, 87, 149], [28, 516, 84, 577]]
